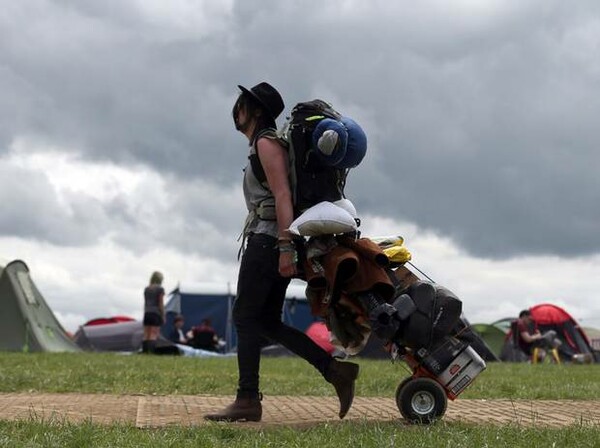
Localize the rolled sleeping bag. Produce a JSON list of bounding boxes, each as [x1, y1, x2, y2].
[[336, 117, 367, 169]]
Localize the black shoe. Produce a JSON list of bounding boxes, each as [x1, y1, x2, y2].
[[325, 360, 359, 419], [204, 395, 262, 422]]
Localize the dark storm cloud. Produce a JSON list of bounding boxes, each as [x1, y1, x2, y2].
[[2, 1, 600, 258], [0, 0, 242, 180], [343, 3, 600, 258]]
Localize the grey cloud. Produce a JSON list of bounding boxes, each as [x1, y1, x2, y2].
[[0, 160, 244, 261], [97, 174, 245, 261], [0, 165, 111, 245], [2, 1, 600, 258]]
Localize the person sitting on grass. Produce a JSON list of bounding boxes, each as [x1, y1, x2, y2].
[[168, 314, 189, 345], [188, 318, 220, 351]]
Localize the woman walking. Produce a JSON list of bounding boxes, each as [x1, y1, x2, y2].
[[204, 82, 359, 422]]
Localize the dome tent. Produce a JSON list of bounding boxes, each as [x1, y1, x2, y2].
[[471, 323, 507, 360], [0, 260, 79, 353], [501, 303, 598, 363], [530, 303, 596, 361], [73, 319, 177, 354]]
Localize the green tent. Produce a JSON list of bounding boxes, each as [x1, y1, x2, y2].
[[471, 323, 507, 359], [0, 260, 80, 352], [491, 317, 514, 334]]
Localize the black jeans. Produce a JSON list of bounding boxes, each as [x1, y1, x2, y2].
[[234, 233, 332, 394]]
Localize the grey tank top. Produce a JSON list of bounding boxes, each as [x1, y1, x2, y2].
[[241, 132, 279, 238], [144, 285, 164, 314]]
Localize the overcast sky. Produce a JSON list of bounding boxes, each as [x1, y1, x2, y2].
[[2, 0, 600, 333]]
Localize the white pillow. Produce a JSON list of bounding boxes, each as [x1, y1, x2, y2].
[[288, 201, 357, 236], [333, 198, 358, 219]]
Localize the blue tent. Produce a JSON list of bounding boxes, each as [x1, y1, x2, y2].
[[162, 281, 316, 352]]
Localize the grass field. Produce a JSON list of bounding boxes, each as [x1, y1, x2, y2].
[[0, 352, 599, 447]]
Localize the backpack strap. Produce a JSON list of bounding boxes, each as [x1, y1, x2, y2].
[[249, 128, 279, 186], [247, 128, 282, 222]]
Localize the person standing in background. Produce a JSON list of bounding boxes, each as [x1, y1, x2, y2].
[[142, 271, 165, 353]]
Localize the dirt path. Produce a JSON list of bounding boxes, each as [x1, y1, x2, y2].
[[1, 393, 599, 428]]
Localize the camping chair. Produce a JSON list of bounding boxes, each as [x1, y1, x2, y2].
[[531, 346, 561, 364], [531, 330, 561, 364]]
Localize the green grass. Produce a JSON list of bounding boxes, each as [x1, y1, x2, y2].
[[0, 352, 599, 399], [0, 419, 599, 448], [0, 352, 599, 447]]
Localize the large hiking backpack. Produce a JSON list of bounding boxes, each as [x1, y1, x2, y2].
[[279, 99, 366, 216]]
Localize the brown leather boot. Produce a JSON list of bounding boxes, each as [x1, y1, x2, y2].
[[204, 394, 262, 422], [325, 359, 359, 419]]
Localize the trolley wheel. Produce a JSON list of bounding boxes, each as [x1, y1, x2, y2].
[[395, 377, 447, 424], [396, 375, 413, 394]]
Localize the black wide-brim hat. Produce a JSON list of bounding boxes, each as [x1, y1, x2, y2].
[[238, 82, 285, 120]]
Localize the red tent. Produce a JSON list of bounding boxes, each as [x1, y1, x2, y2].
[[530, 304, 592, 355], [531, 304, 571, 325], [501, 303, 596, 362], [84, 316, 136, 326]]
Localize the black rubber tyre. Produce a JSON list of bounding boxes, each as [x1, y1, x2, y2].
[[395, 377, 447, 424], [395, 375, 413, 395]]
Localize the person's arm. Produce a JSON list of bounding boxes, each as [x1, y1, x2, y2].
[[256, 137, 297, 277], [520, 329, 542, 343]]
